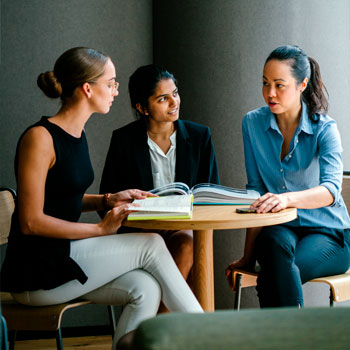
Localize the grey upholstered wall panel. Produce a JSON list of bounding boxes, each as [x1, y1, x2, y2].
[[154, 0, 350, 309], [0, 0, 153, 194], [0, 0, 153, 327]]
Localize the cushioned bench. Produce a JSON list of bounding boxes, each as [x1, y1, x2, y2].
[[133, 307, 350, 349]]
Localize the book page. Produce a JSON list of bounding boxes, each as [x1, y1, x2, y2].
[[149, 182, 190, 196], [128, 194, 193, 213], [191, 183, 260, 204], [192, 183, 248, 195]]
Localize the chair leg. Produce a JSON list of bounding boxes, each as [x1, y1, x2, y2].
[[234, 273, 243, 311], [8, 330, 16, 350], [108, 305, 117, 336], [329, 288, 334, 307], [55, 328, 63, 350]]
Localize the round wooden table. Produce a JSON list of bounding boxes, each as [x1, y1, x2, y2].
[[124, 205, 297, 311]]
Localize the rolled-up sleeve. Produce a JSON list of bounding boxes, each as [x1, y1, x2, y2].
[[318, 121, 343, 207]]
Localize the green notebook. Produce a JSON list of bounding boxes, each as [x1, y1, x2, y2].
[[127, 194, 193, 220]]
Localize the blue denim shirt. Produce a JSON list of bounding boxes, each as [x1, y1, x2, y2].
[[242, 102, 350, 230]]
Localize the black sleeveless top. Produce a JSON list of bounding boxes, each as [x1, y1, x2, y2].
[[0, 117, 94, 292]]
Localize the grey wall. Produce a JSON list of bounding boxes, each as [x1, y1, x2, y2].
[[0, 0, 153, 191], [0, 0, 153, 327], [154, 0, 350, 309]]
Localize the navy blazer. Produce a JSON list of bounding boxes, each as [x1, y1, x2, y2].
[[100, 118, 219, 196]]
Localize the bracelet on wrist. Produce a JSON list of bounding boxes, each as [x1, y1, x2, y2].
[[103, 193, 112, 210]]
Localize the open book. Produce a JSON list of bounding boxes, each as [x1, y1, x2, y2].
[[127, 194, 193, 220], [149, 182, 260, 205]]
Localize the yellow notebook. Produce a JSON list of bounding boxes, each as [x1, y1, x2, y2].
[[127, 194, 193, 220]]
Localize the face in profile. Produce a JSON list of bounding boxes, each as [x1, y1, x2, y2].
[[262, 59, 307, 117], [142, 78, 181, 124], [89, 58, 119, 114]]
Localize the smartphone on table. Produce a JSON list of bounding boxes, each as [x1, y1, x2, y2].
[[236, 208, 257, 214]]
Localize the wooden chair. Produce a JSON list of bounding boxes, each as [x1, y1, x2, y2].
[[0, 188, 116, 350], [229, 172, 350, 310]]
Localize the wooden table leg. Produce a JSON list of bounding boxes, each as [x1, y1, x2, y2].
[[193, 229, 214, 311]]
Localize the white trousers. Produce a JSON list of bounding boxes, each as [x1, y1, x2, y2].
[[13, 233, 203, 347]]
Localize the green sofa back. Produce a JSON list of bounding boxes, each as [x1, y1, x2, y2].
[[133, 307, 350, 349]]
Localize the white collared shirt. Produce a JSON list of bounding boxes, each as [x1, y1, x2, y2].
[[147, 131, 177, 188]]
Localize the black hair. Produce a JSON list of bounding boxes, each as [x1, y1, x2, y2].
[[265, 45, 328, 119], [128, 64, 177, 118], [37, 47, 109, 100]]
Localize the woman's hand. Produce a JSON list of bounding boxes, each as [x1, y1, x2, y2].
[[225, 257, 256, 290], [108, 189, 157, 208], [97, 204, 133, 235], [251, 192, 289, 213], [97, 189, 158, 235]]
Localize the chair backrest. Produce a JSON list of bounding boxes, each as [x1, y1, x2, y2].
[[342, 174, 350, 210], [0, 188, 16, 245]]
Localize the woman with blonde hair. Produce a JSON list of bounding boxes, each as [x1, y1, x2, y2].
[[0, 47, 202, 349]]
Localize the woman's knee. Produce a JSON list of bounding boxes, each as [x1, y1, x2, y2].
[[142, 233, 170, 259], [145, 232, 166, 248], [167, 230, 193, 258]]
